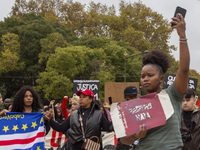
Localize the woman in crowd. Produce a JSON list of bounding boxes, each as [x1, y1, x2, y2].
[[12, 85, 42, 113], [120, 13, 190, 150], [57, 107, 65, 122], [69, 96, 80, 114], [44, 89, 112, 150], [0, 85, 42, 115]]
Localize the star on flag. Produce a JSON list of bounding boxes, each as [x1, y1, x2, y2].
[[12, 125, 19, 132], [3, 126, 9, 133], [31, 121, 37, 129], [21, 124, 28, 131]]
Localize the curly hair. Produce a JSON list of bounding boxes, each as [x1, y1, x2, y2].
[[142, 50, 170, 74], [11, 85, 42, 112]]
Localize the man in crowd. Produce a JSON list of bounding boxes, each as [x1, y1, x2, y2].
[[116, 86, 138, 150], [3, 98, 12, 110], [181, 88, 200, 150]]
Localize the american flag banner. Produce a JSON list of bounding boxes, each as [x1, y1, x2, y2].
[[0, 112, 45, 150]]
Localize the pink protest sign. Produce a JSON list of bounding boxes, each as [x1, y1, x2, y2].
[[111, 91, 173, 138], [118, 93, 166, 136]]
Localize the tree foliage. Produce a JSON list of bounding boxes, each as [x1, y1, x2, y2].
[[0, 33, 25, 73], [0, 0, 199, 101]]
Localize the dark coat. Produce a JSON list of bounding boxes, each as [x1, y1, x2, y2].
[[181, 106, 200, 150]]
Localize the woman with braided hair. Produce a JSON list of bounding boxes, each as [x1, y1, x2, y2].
[[121, 13, 190, 150]]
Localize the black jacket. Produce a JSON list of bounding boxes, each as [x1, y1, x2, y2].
[[69, 103, 103, 143], [50, 101, 112, 150]]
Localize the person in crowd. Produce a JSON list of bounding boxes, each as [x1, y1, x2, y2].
[[69, 96, 80, 115], [61, 96, 80, 150], [44, 104, 61, 135], [102, 102, 112, 122], [0, 85, 42, 116], [44, 89, 113, 150], [61, 96, 69, 119], [3, 98, 12, 110], [96, 100, 109, 122], [12, 85, 42, 113], [56, 107, 65, 122], [124, 86, 138, 101], [117, 86, 138, 150], [120, 13, 190, 150], [181, 89, 200, 150], [0, 93, 3, 112]]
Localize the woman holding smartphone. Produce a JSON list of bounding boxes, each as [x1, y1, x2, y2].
[[120, 13, 190, 150]]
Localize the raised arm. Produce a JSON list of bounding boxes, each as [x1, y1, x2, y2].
[[61, 96, 69, 119], [171, 13, 190, 94]]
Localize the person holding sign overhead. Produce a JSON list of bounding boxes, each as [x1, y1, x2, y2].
[[120, 13, 190, 150]]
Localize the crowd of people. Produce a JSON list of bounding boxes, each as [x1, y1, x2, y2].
[[0, 13, 198, 150]]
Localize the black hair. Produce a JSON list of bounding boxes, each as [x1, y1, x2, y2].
[[185, 88, 195, 98], [89, 95, 93, 100], [95, 100, 108, 120], [56, 107, 64, 122], [142, 50, 170, 74], [11, 85, 42, 112]]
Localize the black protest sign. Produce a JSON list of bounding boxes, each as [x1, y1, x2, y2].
[[163, 74, 198, 91], [73, 80, 100, 100]]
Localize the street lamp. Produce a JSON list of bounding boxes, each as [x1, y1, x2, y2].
[[124, 50, 149, 82]]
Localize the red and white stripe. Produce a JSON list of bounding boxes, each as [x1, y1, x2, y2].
[[0, 126, 45, 150]]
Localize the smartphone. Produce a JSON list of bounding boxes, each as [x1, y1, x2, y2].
[[171, 6, 187, 27]]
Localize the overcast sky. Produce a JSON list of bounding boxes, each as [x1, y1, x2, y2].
[[0, 0, 199, 73]]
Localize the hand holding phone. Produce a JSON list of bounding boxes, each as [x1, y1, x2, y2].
[[171, 6, 187, 27]]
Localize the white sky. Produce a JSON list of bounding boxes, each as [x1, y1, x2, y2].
[[0, 0, 199, 73]]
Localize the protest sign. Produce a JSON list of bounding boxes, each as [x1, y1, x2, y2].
[[164, 74, 198, 91], [73, 80, 99, 100], [0, 112, 45, 150], [111, 90, 174, 138]]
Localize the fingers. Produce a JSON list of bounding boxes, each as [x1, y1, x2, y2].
[[64, 96, 68, 99], [0, 109, 8, 116], [177, 13, 185, 23], [136, 124, 147, 139], [171, 13, 185, 27]]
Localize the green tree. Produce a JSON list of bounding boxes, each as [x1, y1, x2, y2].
[[0, 13, 76, 99], [0, 33, 25, 73], [39, 32, 68, 69], [36, 46, 88, 99]]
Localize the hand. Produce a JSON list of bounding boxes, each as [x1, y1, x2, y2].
[[0, 109, 9, 116], [43, 110, 53, 121], [49, 100, 55, 106], [135, 124, 147, 139], [64, 96, 68, 99], [171, 13, 186, 38]]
